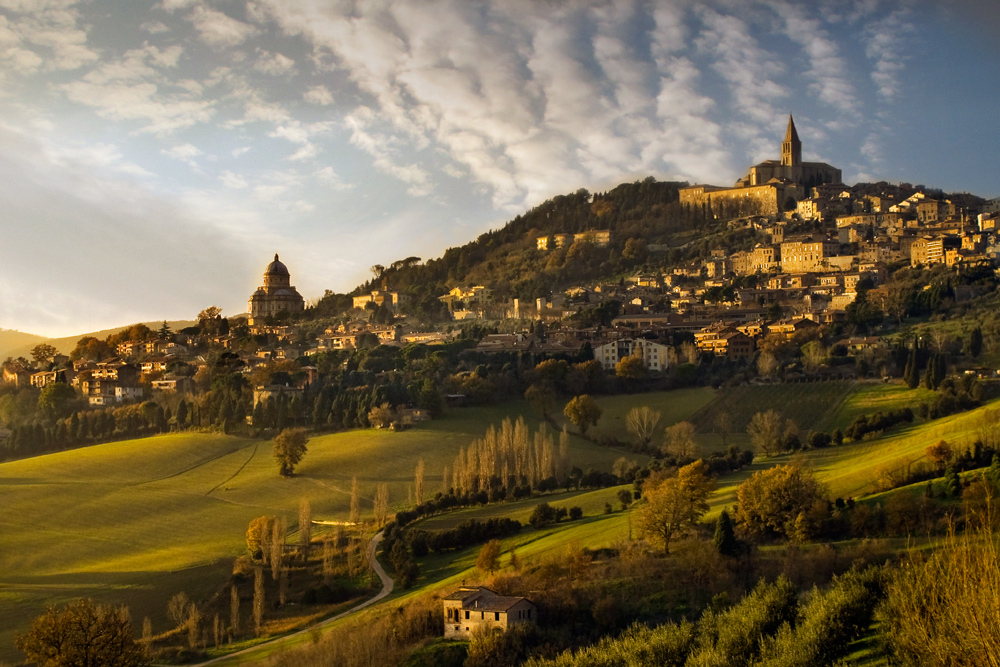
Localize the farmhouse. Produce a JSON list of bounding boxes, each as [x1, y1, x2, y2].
[[442, 586, 537, 639]]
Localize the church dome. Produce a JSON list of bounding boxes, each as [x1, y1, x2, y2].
[[265, 253, 290, 277]]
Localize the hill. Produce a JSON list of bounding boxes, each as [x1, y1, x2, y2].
[[0, 389, 695, 663], [0, 328, 47, 360], [0, 319, 197, 360]]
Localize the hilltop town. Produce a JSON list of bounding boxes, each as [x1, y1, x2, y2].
[[4, 116, 997, 433]]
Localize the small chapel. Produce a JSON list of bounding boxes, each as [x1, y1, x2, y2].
[[247, 254, 305, 325]]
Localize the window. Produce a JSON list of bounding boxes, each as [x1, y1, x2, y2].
[[465, 610, 469, 620], [495, 612, 500, 621]]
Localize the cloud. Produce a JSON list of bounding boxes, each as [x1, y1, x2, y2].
[[865, 8, 913, 103], [770, 1, 858, 114], [220, 170, 248, 188], [695, 7, 788, 131], [141, 21, 170, 34], [187, 5, 257, 48], [314, 166, 353, 190], [61, 79, 215, 134], [163, 142, 202, 160], [254, 50, 295, 75], [303, 84, 334, 105]]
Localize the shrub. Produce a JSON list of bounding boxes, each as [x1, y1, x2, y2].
[[569, 506, 583, 520], [529, 503, 557, 528]]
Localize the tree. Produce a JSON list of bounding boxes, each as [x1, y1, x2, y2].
[[801, 340, 828, 371], [735, 463, 825, 539], [253, 567, 265, 636], [30, 343, 58, 366], [757, 351, 779, 378], [414, 458, 425, 506], [37, 382, 77, 421], [349, 476, 360, 525], [16, 599, 148, 667], [714, 509, 739, 557], [524, 383, 556, 419], [476, 539, 503, 575], [904, 348, 920, 389], [374, 483, 389, 526], [367, 402, 395, 429], [529, 502, 557, 528], [564, 394, 602, 436], [246, 516, 274, 559], [747, 409, 787, 456], [714, 411, 733, 447], [638, 460, 716, 554], [615, 355, 647, 379], [625, 406, 661, 448], [298, 498, 312, 560], [229, 585, 240, 636], [926, 440, 953, 470], [969, 326, 984, 359], [663, 421, 698, 459], [166, 592, 190, 628], [157, 321, 172, 340], [272, 428, 308, 476]]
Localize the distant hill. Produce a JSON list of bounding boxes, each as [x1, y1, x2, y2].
[[0, 329, 48, 360], [1, 320, 197, 361]]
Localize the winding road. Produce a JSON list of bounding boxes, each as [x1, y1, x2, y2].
[[192, 531, 393, 666]]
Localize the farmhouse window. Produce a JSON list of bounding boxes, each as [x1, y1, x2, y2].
[[465, 611, 469, 619], [495, 612, 500, 621]]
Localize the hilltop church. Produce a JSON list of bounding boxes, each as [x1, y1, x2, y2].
[[248, 254, 305, 324], [680, 115, 842, 217]]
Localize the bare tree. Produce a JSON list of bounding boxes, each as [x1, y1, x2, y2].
[[298, 499, 312, 561], [757, 351, 779, 377], [186, 603, 201, 650], [323, 535, 335, 583], [253, 567, 265, 636], [278, 566, 288, 607], [349, 476, 360, 525], [229, 585, 240, 637], [374, 483, 389, 527], [141, 617, 153, 659], [213, 614, 221, 647], [714, 411, 733, 447], [625, 406, 661, 448], [167, 592, 190, 628], [414, 459, 425, 506], [663, 421, 698, 459], [748, 409, 787, 456], [270, 517, 286, 580]]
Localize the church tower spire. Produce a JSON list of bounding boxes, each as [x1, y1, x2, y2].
[[781, 114, 801, 167]]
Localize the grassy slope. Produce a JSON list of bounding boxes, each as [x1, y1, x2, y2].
[[708, 396, 1000, 518], [0, 389, 711, 663]]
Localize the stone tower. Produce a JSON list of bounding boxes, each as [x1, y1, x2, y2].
[[781, 114, 802, 168]]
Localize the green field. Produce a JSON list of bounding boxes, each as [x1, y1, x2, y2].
[[0, 394, 687, 663], [691, 381, 857, 435]]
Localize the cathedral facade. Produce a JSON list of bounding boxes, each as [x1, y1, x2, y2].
[[248, 254, 305, 324]]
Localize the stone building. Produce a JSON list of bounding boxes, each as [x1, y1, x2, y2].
[[679, 115, 841, 218], [736, 116, 842, 189], [443, 587, 536, 639], [248, 254, 305, 325]]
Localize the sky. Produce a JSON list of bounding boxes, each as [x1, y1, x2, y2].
[[1, 0, 999, 338]]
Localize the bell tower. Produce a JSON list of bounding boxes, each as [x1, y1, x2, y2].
[[781, 114, 801, 167]]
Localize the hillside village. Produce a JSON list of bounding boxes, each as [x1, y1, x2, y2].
[[2, 117, 1000, 451]]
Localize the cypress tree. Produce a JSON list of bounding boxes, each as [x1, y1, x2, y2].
[[904, 348, 920, 389], [969, 326, 984, 359], [714, 509, 739, 558], [944, 466, 961, 498]]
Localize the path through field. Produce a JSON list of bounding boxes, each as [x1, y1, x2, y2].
[[192, 531, 393, 667]]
